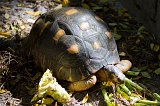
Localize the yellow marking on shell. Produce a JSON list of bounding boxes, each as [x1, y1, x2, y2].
[[79, 22, 90, 30], [68, 68, 72, 81], [57, 52, 65, 63], [53, 28, 65, 41], [67, 44, 79, 54], [105, 31, 112, 39], [95, 16, 104, 22], [41, 54, 45, 66], [39, 21, 51, 36], [65, 8, 79, 15], [92, 41, 100, 49], [58, 66, 64, 77], [33, 18, 43, 28]]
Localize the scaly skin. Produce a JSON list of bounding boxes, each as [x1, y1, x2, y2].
[[67, 75, 97, 91]]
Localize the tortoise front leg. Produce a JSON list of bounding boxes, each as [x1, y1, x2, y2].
[[67, 75, 97, 91]]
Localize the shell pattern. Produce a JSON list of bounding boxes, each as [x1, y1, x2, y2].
[[23, 7, 120, 82]]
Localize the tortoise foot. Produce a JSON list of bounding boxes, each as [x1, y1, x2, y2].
[[67, 75, 97, 91]]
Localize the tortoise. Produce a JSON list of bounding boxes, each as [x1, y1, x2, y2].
[[22, 7, 132, 91]]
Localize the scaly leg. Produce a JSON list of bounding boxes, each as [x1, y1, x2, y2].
[[67, 75, 97, 91]]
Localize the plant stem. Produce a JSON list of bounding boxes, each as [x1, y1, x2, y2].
[[125, 78, 143, 91], [101, 88, 113, 106], [138, 100, 160, 105]]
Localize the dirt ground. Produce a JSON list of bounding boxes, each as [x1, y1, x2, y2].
[[0, 0, 160, 106]]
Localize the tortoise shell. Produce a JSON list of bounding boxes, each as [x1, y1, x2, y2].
[[23, 7, 120, 82]]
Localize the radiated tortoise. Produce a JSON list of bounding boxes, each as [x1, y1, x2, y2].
[[22, 7, 132, 91]]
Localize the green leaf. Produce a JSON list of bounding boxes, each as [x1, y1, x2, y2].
[[153, 93, 160, 101], [31, 93, 38, 102], [108, 23, 117, 26], [119, 23, 129, 29], [138, 100, 160, 105], [155, 68, 160, 75], [153, 44, 160, 52], [131, 67, 141, 72], [89, 3, 98, 7], [81, 3, 90, 9], [138, 66, 147, 71], [150, 43, 154, 50], [112, 32, 122, 40], [141, 72, 151, 78], [119, 84, 131, 95], [135, 103, 146, 106], [92, 6, 103, 10], [125, 78, 143, 91], [101, 88, 113, 106], [137, 26, 145, 35], [150, 43, 160, 52], [126, 71, 140, 76], [99, 0, 109, 3]]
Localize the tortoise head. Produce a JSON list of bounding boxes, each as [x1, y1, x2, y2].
[[95, 60, 132, 83]]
